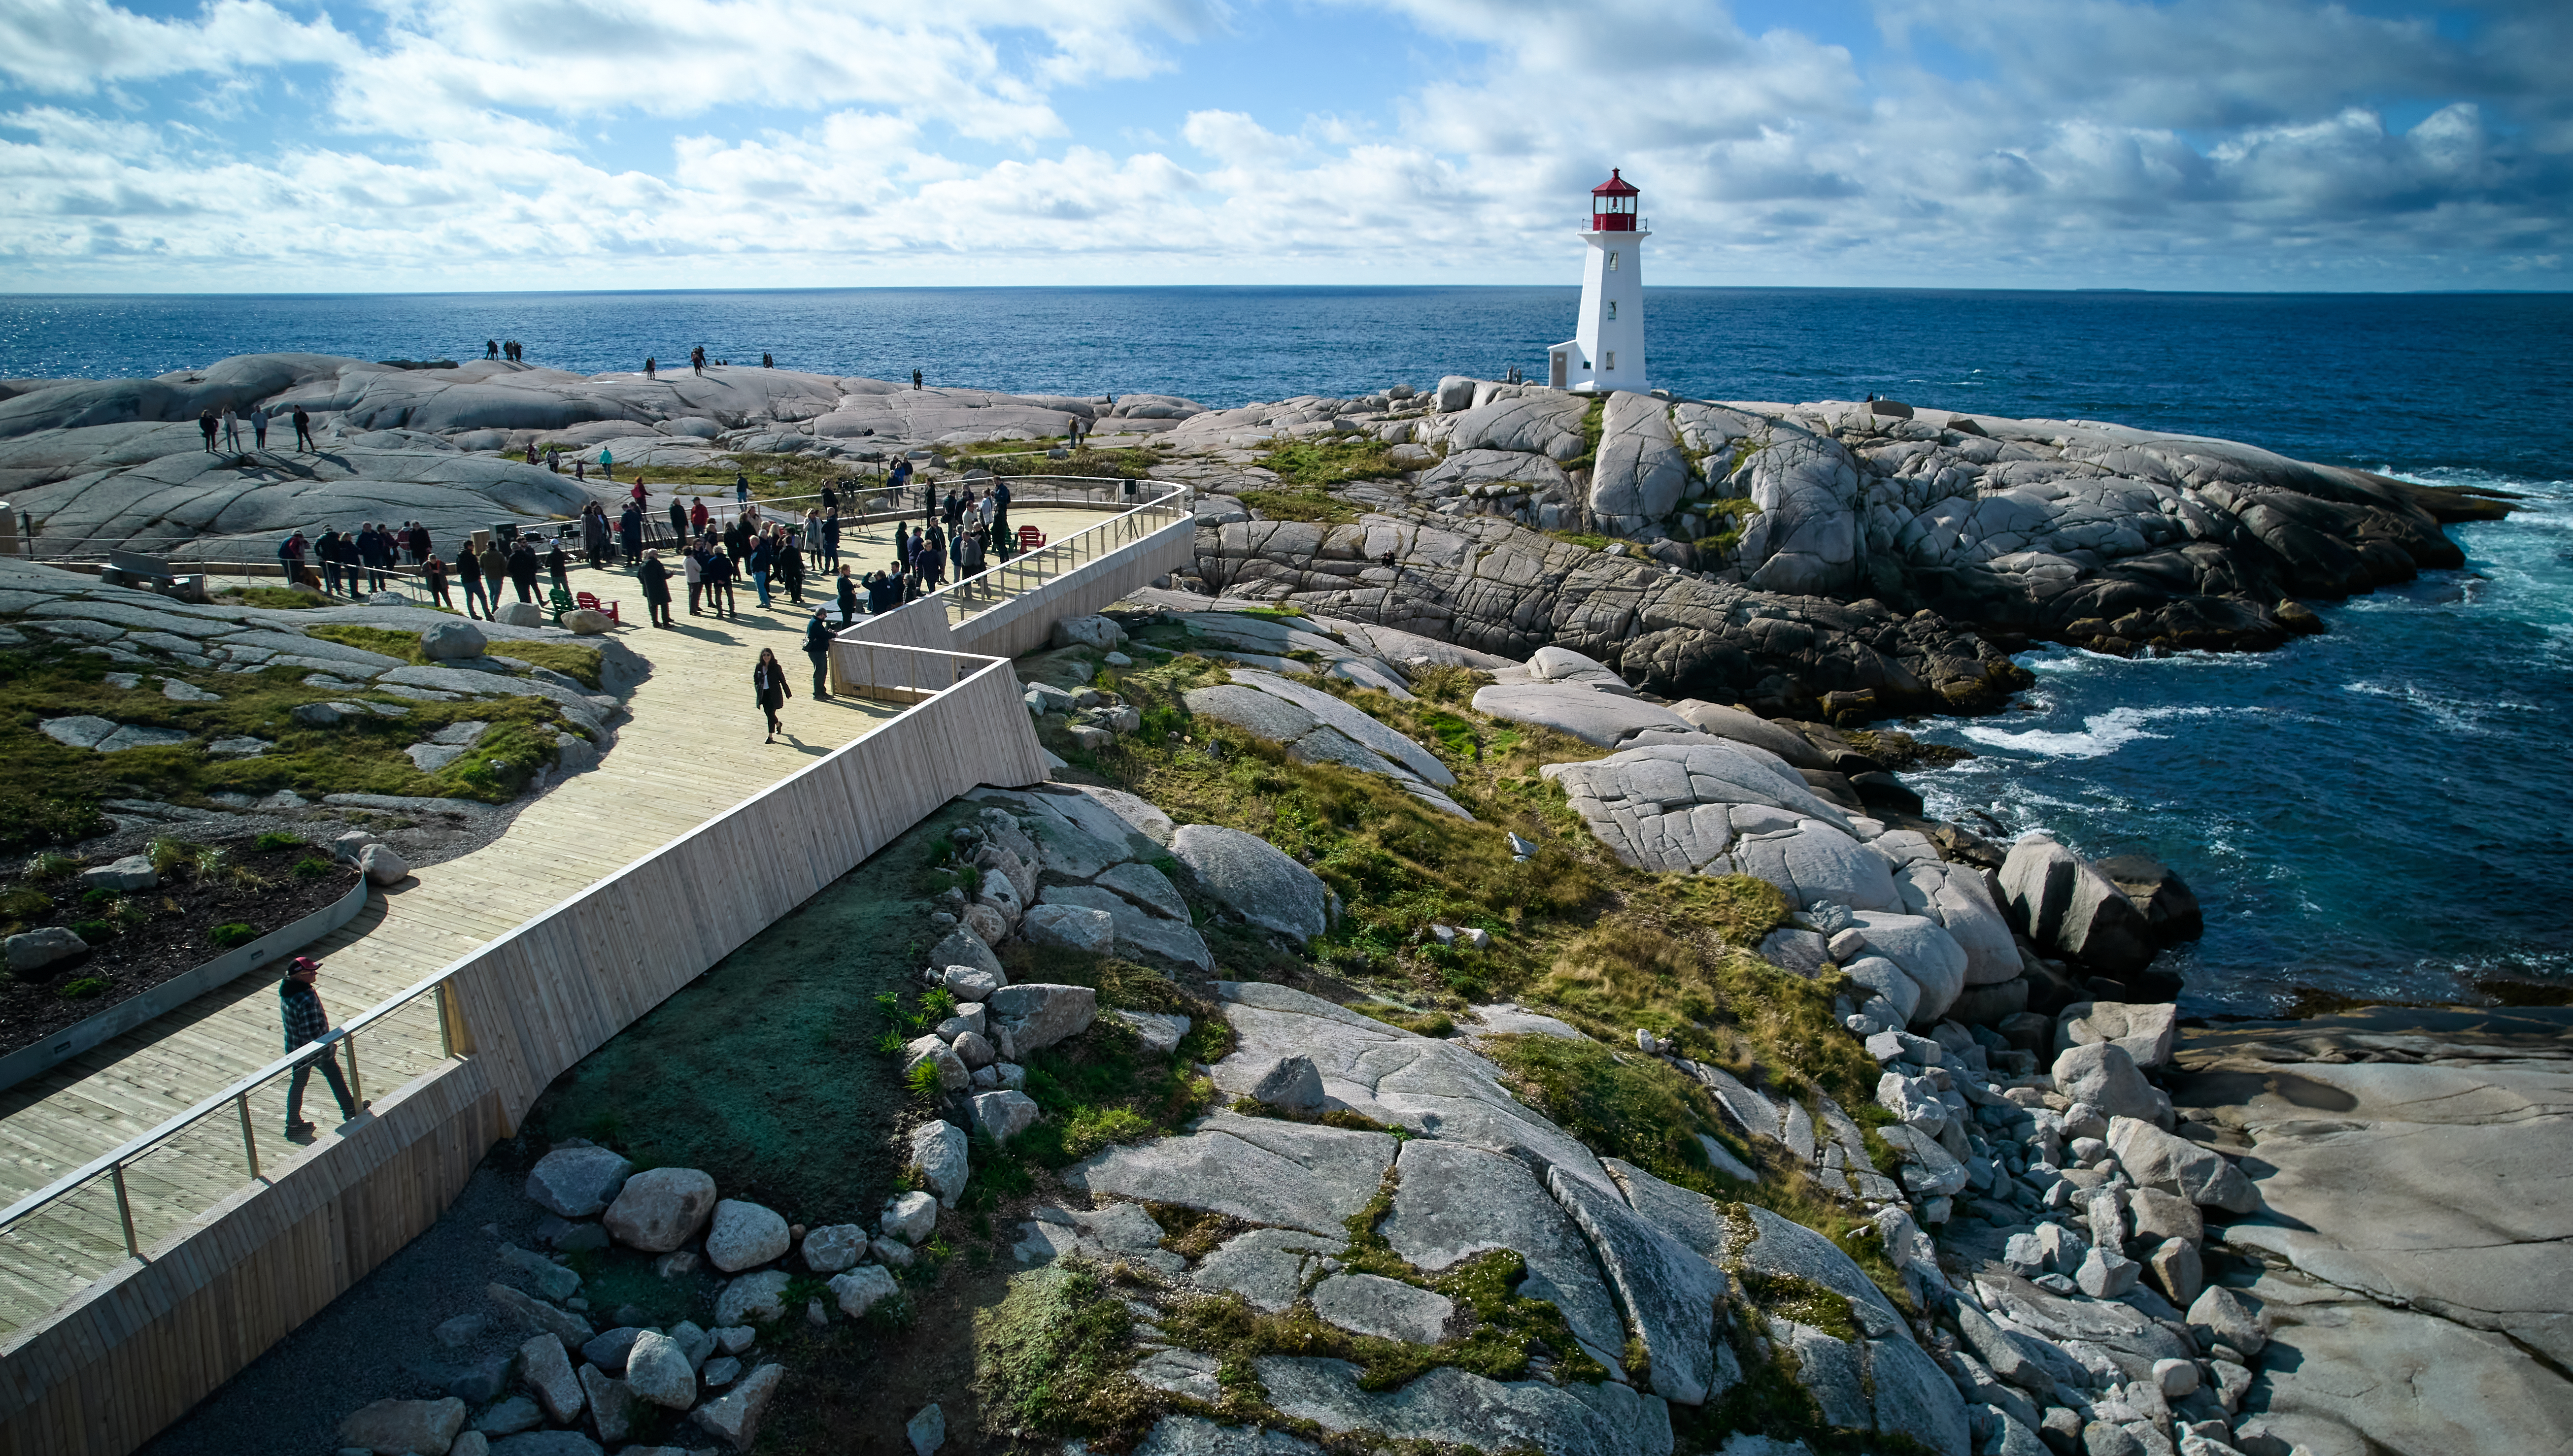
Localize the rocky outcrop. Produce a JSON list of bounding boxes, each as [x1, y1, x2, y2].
[[2161, 1005, 2573, 1456]]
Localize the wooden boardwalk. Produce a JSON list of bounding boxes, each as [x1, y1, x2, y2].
[[0, 505, 1108, 1335]]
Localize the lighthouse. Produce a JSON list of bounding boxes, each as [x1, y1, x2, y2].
[[1549, 169, 1647, 393]]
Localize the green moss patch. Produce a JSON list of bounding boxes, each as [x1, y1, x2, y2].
[[302, 624, 605, 690], [977, 1261, 1153, 1441]]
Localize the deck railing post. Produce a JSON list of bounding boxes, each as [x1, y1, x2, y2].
[[342, 1033, 363, 1105], [435, 983, 455, 1061], [109, 1164, 138, 1258], [237, 1092, 260, 1180]]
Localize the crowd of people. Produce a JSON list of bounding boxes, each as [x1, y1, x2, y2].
[[270, 461, 1050, 743]]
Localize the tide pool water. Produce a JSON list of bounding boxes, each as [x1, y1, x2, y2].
[[1, 285, 2567, 1011]]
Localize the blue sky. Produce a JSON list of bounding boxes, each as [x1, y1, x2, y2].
[[0, 0, 2565, 292]]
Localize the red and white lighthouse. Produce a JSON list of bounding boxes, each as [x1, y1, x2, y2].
[[1550, 168, 1648, 393]]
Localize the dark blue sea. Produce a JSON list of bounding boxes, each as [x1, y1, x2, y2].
[[2, 287, 2568, 1014]]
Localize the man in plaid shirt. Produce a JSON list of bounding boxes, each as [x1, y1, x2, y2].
[[279, 956, 364, 1137]]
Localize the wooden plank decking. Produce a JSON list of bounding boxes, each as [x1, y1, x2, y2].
[[0, 505, 1111, 1334]]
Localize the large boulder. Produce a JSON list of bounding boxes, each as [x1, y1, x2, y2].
[[1444, 390, 1591, 461], [524, 1144, 634, 1218], [1169, 824, 1327, 944], [80, 854, 159, 893], [1997, 833, 2154, 974], [2096, 854, 2203, 943], [987, 983, 1099, 1057], [1666, 699, 1829, 769], [1050, 614, 1128, 651], [1848, 911, 1968, 1024], [2057, 1001, 2179, 1067], [1588, 390, 1691, 534], [1020, 903, 1116, 956], [493, 601, 547, 628], [1539, 740, 1853, 876], [421, 621, 488, 661], [908, 1119, 969, 1208], [1893, 861, 2021, 988], [2050, 1043, 2163, 1124], [2106, 1117, 2258, 1212], [4, 926, 89, 974], [603, 1167, 719, 1253]]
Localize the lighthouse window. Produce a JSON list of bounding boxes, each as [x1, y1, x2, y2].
[[1608, 252, 1620, 271], [1608, 301, 1617, 319], [1605, 352, 1617, 370]]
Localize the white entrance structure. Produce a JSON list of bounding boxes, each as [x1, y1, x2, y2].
[[1550, 169, 1647, 393]]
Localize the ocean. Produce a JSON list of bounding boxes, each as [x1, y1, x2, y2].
[[1, 286, 2567, 1014]]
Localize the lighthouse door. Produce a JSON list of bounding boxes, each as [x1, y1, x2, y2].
[[1550, 351, 1568, 389]]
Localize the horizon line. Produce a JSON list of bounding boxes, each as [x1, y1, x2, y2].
[[4, 284, 2570, 301]]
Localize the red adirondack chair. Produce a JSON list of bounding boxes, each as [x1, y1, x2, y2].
[[1016, 525, 1047, 552], [575, 590, 621, 623]]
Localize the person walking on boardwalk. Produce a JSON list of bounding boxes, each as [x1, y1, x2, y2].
[[424, 553, 453, 611], [748, 529, 776, 609], [836, 563, 858, 622], [683, 540, 706, 616], [753, 647, 792, 742], [705, 540, 737, 619], [280, 956, 365, 1137], [804, 607, 834, 700], [456, 541, 489, 618], [640, 549, 673, 628], [508, 538, 540, 603], [620, 500, 644, 567]]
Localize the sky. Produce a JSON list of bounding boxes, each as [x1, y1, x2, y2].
[[0, 0, 2566, 293]]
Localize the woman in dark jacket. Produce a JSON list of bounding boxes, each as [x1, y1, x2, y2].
[[583, 503, 610, 568], [753, 647, 791, 742], [423, 554, 453, 611], [639, 550, 672, 628], [836, 564, 858, 621], [545, 540, 570, 597]]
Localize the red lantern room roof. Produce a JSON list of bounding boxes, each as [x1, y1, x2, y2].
[[1591, 168, 1639, 197]]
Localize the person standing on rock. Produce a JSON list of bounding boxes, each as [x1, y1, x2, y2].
[[279, 956, 365, 1138], [599, 447, 614, 481], [199, 407, 219, 453], [691, 345, 707, 376], [248, 404, 270, 451], [753, 647, 791, 742], [222, 406, 243, 452], [291, 404, 314, 452], [639, 549, 673, 628], [487, 339, 499, 359], [912, 367, 923, 390]]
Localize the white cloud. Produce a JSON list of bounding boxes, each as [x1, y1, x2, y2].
[[0, 0, 2563, 289]]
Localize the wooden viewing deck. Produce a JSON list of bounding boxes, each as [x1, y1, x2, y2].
[[0, 503, 1112, 1336]]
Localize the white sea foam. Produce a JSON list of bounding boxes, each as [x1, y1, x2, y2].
[[1956, 703, 2239, 760]]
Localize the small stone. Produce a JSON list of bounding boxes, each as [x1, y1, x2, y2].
[[2153, 1357, 2200, 1398], [435, 1313, 487, 1348], [577, 1365, 637, 1444], [2186, 1286, 2268, 1357], [832, 1264, 902, 1319], [972, 1089, 1041, 1143], [2146, 1235, 2203, 1308], [357, 841, 410, 886], [950, 1029, 998, 1068], [653, 1250, 699, 1279], [518, 1333, 586, 1423], [339, 1396, 469, 1456], [714, 1269, 794, 1326], [605, 1166, 719, 1252], [691, 1361, 783, 1450], [705, 1198, 791, 1273], [703, 1355, 743, 1386], [882, 1191, 939, 1244], [942, 964, 1005, 1000], [802, 1223, 869, 1273], [873, 1236, 915, 1267], [473, 1395, 543, 1436], [80, 854, 159, 893], [715, 1324, 757, 1355], [907, 1402, 947, 1456], [580, 1327, 644, 1374], [910, 1120, 970, 1206], [1249, 1053, 1326, 1111], [807, 1296, 829, 1327], [2076, 1242, 2141, 1298]]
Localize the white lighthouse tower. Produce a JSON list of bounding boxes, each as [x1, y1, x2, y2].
[[1549, 169, 1647, 393]]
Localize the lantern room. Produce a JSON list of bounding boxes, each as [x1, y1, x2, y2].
[[1591, 168, 1640, 232]]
